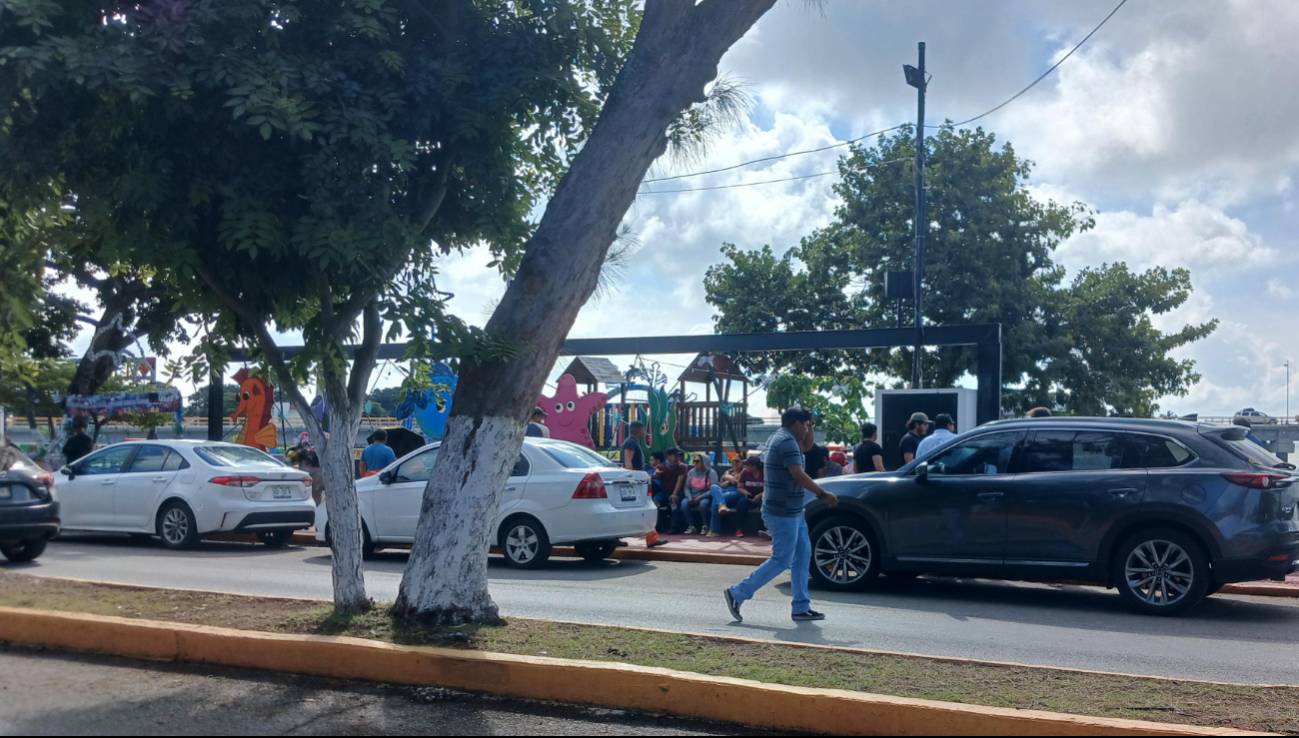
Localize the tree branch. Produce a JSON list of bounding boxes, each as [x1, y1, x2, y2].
[[191, 260, 318, 437], [347, 298, 383, 411], [312, 266, 341, 341]]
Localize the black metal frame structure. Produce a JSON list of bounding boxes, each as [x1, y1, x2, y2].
[[214, 324, 1003, 441]]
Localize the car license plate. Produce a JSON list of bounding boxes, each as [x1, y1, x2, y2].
[[619, 486, 637, 502], [271, 485, 293, 499]]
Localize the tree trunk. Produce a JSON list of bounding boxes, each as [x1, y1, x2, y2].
[[316, 389, 370, 615], [393, 0, 779, 623], [68, 295, 137, 398]]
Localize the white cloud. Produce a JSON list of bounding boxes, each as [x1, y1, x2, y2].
[[1057, 199, 1275, 273], [1267, 279, 1295, 300]]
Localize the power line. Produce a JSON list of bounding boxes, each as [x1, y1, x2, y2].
[[640, 171, 835, 195], [931, 0, 1129, 128], [640, 0, 1127, 186], [642, 125, 904, 184]]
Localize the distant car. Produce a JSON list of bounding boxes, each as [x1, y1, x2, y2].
[[804, 417, 1299, 616], [0, 444, 59, 563], [1234, 408, 1278, 425], [315, 437, 654, 568], [56, 440, 316, 550]]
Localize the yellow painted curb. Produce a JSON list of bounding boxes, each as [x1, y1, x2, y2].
[[0, 607, 1271, 737]]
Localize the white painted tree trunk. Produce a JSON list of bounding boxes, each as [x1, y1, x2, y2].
[[317, 405, 369, 614], [393, 0, 780, 625], [391, 414, 523, 624]]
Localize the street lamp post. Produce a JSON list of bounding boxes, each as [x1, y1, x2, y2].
[[904, 43, 927, 389], [1286, 360, 1291, 421]]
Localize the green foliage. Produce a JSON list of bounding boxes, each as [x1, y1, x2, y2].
[[705, 125, 1216, 417], [184, 384, 240, 418], [765, 374, 872, 444], [0, 0, 642, 393]]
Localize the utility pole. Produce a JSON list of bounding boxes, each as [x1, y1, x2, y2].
[[1286, 360, 1291, 421], [904, 43, 927, 389]]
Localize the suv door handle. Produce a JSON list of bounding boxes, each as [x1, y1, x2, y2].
[[100, 479, 115, 486], [977, 492, 1004, 501], [1108, 487, 1139, 497], [152, 477, 169, 483], [506, 486, 516, 492]]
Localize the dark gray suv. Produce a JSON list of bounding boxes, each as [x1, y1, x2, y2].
[[805, 418, 1299, 615]]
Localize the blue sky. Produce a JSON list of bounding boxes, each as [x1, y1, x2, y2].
[[59, 0, 1299, 420]]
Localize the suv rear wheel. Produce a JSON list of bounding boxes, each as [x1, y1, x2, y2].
[[809, 517, 880, 591], [0, 538, 47, 562], [1114, 528, 1210, 616]]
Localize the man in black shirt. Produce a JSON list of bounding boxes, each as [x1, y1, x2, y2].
[[621, 420, 647, 471], [899, 412, 930, 466], [853, 422, 885, 473], [62, 417, 93, 464]]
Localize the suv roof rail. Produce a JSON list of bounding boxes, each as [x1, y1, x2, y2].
[[1198, 423, 1248, 442]]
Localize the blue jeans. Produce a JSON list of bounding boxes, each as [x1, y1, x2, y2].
[[709, 486, 752, 533], [651, 479, 673, 509], [675, 489, 713, 530], [729, 512, 812, 614]]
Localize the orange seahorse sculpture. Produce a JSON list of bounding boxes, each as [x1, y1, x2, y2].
[[231, 368, 279, 451]]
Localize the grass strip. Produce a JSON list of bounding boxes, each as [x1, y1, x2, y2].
[[1, 571, 1295, 734]]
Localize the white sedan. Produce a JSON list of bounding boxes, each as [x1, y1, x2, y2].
[[315, 437, 654, 567], [56, 440, 316, 549]]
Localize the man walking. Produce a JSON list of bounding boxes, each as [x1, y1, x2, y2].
[[724, 407, 838, 623], [915, 413, 956, 458]]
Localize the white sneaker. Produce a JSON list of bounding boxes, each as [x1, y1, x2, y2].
[[684, 527, 697, 535], [701, 526, 710, 535]]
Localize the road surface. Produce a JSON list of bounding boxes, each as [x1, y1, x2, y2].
[[8, 534, 1299, 685], [0, 646, 768, 736]]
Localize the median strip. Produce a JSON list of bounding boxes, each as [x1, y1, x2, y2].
[[0, 572, 1294, 733], [0, 605, 1273, 737]]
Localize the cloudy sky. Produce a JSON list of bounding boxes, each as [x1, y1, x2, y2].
[[60, 0, 1299, 420]]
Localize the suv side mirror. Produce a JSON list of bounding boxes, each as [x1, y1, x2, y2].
[[915, 462, 930, 484], [378, 470, 394, 485], [61, 466, 75, 480]]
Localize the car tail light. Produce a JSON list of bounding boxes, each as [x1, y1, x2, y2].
[[34, 472, 54, 489], [209, 476, 262, 487], [572, 472, 607, 499], [1222, 472, 1292, 489], [1266, 554, 1290, 563], [299, 477, 312, 487]]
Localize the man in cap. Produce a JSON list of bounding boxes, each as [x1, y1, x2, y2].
[[525, 407, 550, 438], [900, 412, 930, 466]]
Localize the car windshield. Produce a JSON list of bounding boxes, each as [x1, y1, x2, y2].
[[1219, 438, 1291, 470], [195, 445, 284, 468], [540, 443, 619, 470]]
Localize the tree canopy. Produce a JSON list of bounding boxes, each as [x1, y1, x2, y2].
[[0, 0, 642, 613], [705, 125, 1216, 417]]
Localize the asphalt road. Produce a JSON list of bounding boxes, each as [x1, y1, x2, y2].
[[8, 534, 1299, 685], [0, 646, 769, 736]]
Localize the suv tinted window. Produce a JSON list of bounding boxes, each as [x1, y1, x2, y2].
[[1126, 434, 1194, 468], [1022, 431, 1128, 473], [927, 432, 1020, 476]]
